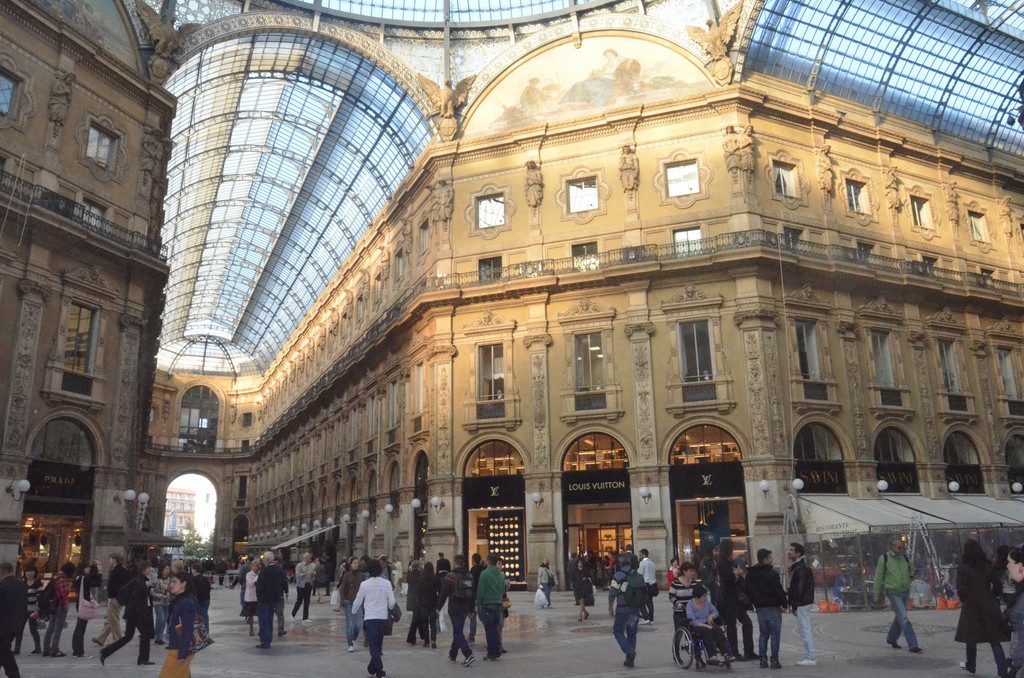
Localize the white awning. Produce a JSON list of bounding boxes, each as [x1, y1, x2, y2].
[[798, 495, 920, 536], [883, 495, 1009, 527], [950, 496, 1024, 523], [271, 524, 335, 550]]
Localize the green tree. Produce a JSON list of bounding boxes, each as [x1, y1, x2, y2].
[[181, 521, 213, 560]]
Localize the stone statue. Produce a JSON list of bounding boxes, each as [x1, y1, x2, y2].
[[685, 4, 743, 84], [429, 178, 454, 232], [815, 144, 834, 196], [945, 181, 960, 230], [619, 145, 639, 192], [417, 74, 477, 142], [999, 196, 1016, 240], [137, 3, 201, 83], [723, 124, 755, 179], [525, 161, 543, 209], [47, 71, 75, 134], [882, 164, 900, 211], [140, 125, 172, 186]]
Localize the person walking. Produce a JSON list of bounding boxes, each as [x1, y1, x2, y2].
[[71, 562, 101, 658], [787, 542, 817, 666], [468, 553, 484, 643], [1005, 545, 1024, 677], [538, 559, 555, 608], [241, 560, 259, 636], [669, 561, 698, 630], [747, 548, 787, 669], [351, 558, 395, 678], [94, 552, 130, 648], [269, 555, 289, 637], [153, 564, 172, 645], [638, 549, 657, 624], [873, 538, 922, 654], [43, 562, 75, 657], [417, 561, 440, 648], [609, 552, 641, 668], [191, 563, 212, 627], [100, 561, 155, 666], [314, 558, 328, 604], [392, 554, 404, 597], [717, 538, 755, 660], [436, 553, 452, 578], [955, 539, 1008, 675], [13, 565, 41, 656], [255, 551, 288, 649], [439, 554, 476, 666], [477, 553, 505, 662], [405, 560, 428, 646], [159, 572, 197, 678], [291, 553, 314, 622], [341, 557, 364, 651], [570, 557, 594, 622], [0, 561, 28, 678]]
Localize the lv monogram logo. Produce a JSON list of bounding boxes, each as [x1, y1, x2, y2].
[[701, 474, 713, 486], [490, 486, 500, 497]]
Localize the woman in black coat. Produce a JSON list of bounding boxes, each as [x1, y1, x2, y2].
[[955, 539, 1009, 675], [570, 558, 594, 621], [716, 538, 756, 660], [405, 561, 427, 645], [417, 562, 440, 648]]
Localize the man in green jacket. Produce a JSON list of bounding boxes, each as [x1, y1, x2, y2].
[[873, 538, 922, 654], [476, 553, 505, 662]]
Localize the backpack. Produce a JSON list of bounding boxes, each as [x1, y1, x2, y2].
[[624, 572, 648, 609], [37, 578, 58, 617], [448, 570, 475, 601]]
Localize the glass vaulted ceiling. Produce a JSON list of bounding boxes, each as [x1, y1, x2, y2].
[[745, 0, 1024, 157], [157, 34, 430, 377]]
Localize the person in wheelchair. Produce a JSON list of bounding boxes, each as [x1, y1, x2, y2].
[[686, 584, 734, 665], [670, 561, 698, 630]]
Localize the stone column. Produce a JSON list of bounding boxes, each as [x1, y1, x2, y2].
[[523, 333, 556, 585], [3, 280, 49, 456], [424, 342, 457, 558], [836, 320, 874, 498], [110, 313, 143, 468], [907, 330, 943, 497]]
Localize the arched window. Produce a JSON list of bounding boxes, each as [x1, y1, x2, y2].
[[179, 386, 219, 452], [367, 470, 377, 515], [874, 428, 915, 463], [1007, 435, 1024, 469], [414, 452, 429, 501], [943, 431, 980, 465], [31, 418, 94, 467], [389, 463, 401, 506], [670, 425, 740, 464], [466, 440, 524, 476], [793, 423, 843, 461], [563, 433, 628, 471]]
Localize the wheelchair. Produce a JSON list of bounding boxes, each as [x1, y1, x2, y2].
[[672, 620, 732, 671]]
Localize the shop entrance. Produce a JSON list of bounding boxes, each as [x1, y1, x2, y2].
[[21, 515, 87, 575], [462, 441, 526, 584], [566, 502, 632, 560]]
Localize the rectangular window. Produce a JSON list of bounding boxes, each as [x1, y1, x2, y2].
[[388, 381, 399, 428], [969, 211, 988, 242], [0, 72, 15, 116], [857, 241, 874, 261], [910, 196, 931, 228], [478, 255, 502, 282], [938, 339, 961, 392], [999, 348, 1019, 399], [411, 362, 424, 413], [571, 241, 599, 271], [419, 220, 430, 253], [478, 344, 504, 401], [567, 177, 599, 213], [871, 330, 895, 387], [237, 476, 248, 501], [395, 250, 405, 280], [241, 412, 253, 427], [772, 162, 797, 197], [795, 320, 821, 381], [782, 226, 802, 249], [82, 198, 107, 222], [574, 332, 604, 391], [846, 180, 867, 213], [673, 227, 702, 256], [64, 303, 96, 374], [679, 321, 714, 383], [667, 161, 699, 197], [86, 125, 116, 167], [367, 398, 378, 436], [477, 194, 505, 228]]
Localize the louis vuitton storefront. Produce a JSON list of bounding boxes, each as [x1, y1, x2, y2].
[[462, 441, 526, 584]]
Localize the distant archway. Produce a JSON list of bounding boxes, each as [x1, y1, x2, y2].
[[164, 473, 218, 558]]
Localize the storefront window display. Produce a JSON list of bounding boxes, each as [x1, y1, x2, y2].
[[562, 433, 631, 567], [463, 441, 525, 583]]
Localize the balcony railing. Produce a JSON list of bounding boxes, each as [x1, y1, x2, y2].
[[880, 389, 903, 407], [0, 168, 165, 260], [146, 442, 253, 458]]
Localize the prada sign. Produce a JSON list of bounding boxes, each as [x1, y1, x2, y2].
[[26, 461, 95, 502], [876, 463, 919, 494], [670, 461, 745, 499], [794, 460, 848, 494], [463, 474, 525, 509], [945, 465, 984, 494], [561, 469, 631, 503]]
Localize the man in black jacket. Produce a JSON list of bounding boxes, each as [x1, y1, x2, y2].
[[255, 551, 289, 649], [99, 561, 155, 666], [436, 553, 451, 577], [0, 562, 28, 678], [94, 553, 130, 647], [787, 543, 816, 667], [439, 554, 475, 666], [746, 549, 787, 669]]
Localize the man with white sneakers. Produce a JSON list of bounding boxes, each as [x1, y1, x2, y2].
[[787, 543, 816, 667], [637, 549, 657, 624]]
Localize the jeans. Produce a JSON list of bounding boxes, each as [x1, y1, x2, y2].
[[257, 602, 274, 647], [795, 604, 816, 661], [43, 608, 67, 654], [197, 600, 210, 627], [343, 600, 362, 645], [71, 618, 89, 656], [447, 611, 471, 659], [154, 605, 167, 643], [14, 616, 40, 653], [292, 585, 312, 620], [275, 599, 285, 633], [964, 641, 1006, 674], [540, 582, 551, 607], [468, 607, 477, 642], [612, 606, 639, 656], [884, 592, 919, 651], [364, 619, 386, 676], [479, 604, 502, 658], [756, 607, 782, 662]]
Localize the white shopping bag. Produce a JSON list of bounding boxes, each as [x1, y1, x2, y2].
[[534, 587, 547, 608]]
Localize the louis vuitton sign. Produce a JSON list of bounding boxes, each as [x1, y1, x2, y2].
[[561, 469, 631, 503], [463, 474, 525, 509], [669, 461, 745, 499]]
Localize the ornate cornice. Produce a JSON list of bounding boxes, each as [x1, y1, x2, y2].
[[557, 297, 616, 323], [17, 278, 51, 300], [429, 342, 458, 358], [857, 296, 902, 322], [462, 310, 516, 334], [624, 322, 655, 338], [523, 333, 553, 348], [734, 307, 778, 326]]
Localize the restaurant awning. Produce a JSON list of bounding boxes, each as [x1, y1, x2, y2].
[[798, 496, 920, 536], [882, 495, 1010, 528], [271, 524, 335, 550], [947, 495, 1024, 524], [125, 528, 184, 548]]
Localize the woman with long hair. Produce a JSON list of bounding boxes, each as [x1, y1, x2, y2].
[[955, 539, 1008, 675], [418, 561, 440, 648], [71, 562, 101, 658], [159, 572, 198, 678], [570, 557, 594, 622], [13, 565, 41, 655], [153, 564, 172, 645], [717, 538, 756, 660], [241, 561, 260, 636]]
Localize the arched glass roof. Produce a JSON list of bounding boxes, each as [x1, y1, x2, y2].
[[745, 0, 1024, 156], [293, 0, 576, 24], [157, 33, 431, 377]]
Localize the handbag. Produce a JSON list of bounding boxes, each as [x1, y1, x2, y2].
[[77, 579, 100, 621], [383, 602, 402, 636], [176, 618, 214, 654], [329, 588, 340, 608]]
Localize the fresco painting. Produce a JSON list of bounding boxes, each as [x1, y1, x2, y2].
[[467, 36, 712, 136], [30, 0, 137, 67]]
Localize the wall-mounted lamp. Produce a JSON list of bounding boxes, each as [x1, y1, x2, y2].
[[531, 491, 543, 507], [791, 478, 805, 492], [384, 503, 395, 516], [313, 520, 321, 529], [1013, 482, 1024, 494], [326, 517, 336, 526], [301, 523, 309, 532], [876, 479, 889, 492], [638, 486, 651, 505], [342, 513, 351, 523], [948, 480, 960, 493], [360, 509, 370, 519], [244, 535, 249, 541], [6, 479, 30, 501], [430, 496, 445, 512], [114, 488, 137, 504], [291, 525, 298, 533], [758, 479, 770, 498]]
